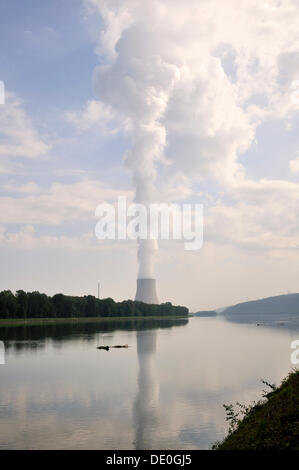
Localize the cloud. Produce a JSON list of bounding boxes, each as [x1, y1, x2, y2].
[[3, 181, 41, 194], [84, 0, 299, 193], [0, 92, 50, 160], [289, 154, 299, 173], [82, 0, 299, 258], [207, 178, 299, 251], [0, 224, 96, 251], [0, 179, 132, 225], [65, 100, 118, 134]]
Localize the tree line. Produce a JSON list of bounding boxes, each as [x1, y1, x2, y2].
[[0, 290, 189, 319]]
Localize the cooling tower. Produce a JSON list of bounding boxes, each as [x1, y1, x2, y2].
[[135, 278, 159, 304]]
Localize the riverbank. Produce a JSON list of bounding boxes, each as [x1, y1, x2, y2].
[[0, 315, 191, 327], [214, 369, 299, 450]]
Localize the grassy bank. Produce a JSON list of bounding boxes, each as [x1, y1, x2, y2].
[[214, 370, 299, 450], [0, 315, 190, 327]]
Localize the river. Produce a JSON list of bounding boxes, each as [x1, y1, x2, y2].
[[0, 316, 297, 449]]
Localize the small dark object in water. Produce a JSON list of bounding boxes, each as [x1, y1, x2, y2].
[[96, 344, 129, 351]]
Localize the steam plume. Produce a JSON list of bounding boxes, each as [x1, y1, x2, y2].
[[93, 22, 180, 278], [90, 0, 296, 275]]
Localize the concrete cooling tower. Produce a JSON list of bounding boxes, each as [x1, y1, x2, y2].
[[135, 279, 159, 304]]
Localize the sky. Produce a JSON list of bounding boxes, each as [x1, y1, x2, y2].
[[0, 0, 299, 311]]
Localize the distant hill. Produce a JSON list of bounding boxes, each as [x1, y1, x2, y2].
[[215, 306, 230, 314], [223, 293, 299, 316], [193, 310, 217, 317], [222, 293, 299, 327]]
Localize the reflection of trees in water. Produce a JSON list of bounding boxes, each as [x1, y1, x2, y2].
[[0, 318, 188, 353], [134, 330, 159, 450]]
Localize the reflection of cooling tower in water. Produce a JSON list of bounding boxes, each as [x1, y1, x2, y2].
[[133, 330, 159, 449], [135, 279, 159, 304], [0, 341, 4, 365]]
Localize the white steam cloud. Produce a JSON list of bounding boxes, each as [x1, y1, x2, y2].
[[93, 22, 180, 278], [89, 0, 299, 277]]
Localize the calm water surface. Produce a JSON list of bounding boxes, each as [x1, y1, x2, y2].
[[0, 316, 297, 449]]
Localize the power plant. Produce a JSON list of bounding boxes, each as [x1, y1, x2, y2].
[[135, 278, 159, 304]]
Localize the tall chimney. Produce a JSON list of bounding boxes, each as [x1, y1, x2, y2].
[[135, 278, 159, 304]]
